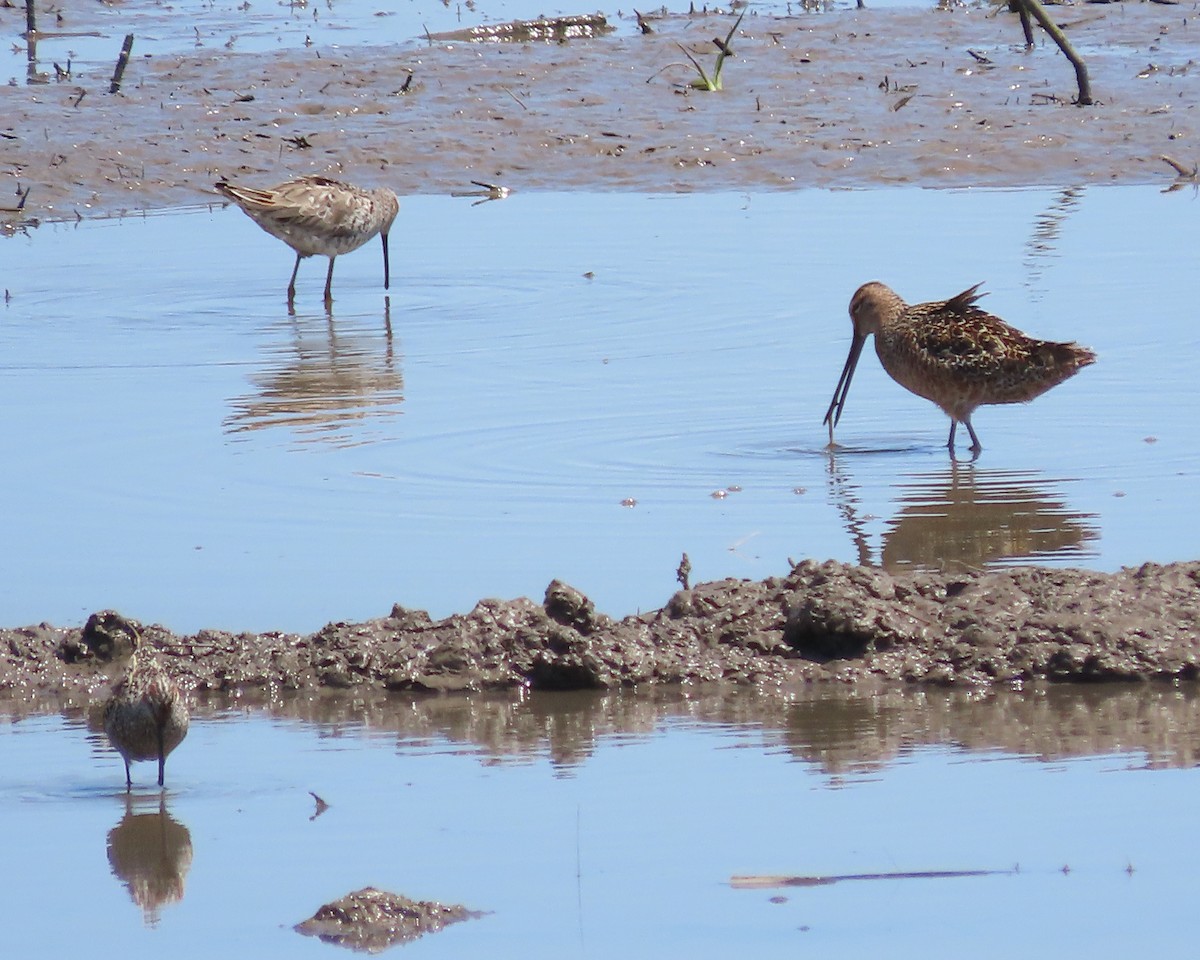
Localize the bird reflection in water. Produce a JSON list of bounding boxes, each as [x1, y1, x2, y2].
[[224, 298, 404, 444], [106, 793, 193, 926], [825, 454, 1098, 571]]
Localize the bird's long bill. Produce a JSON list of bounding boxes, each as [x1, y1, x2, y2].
[[381, 232, 391, 290], [823, 332, 867, 436]]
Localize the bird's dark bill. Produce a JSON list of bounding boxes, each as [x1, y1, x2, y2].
[[823, 333, 866, 439]]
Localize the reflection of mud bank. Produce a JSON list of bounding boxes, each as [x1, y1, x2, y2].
[[6, 559, 1200, 698], [3, 6, 1198, 221]]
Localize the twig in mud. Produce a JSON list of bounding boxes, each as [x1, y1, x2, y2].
[[892, 93, 914, 111], [1010, 0, 1092, 105], [1160, 154, 1199, 192], [471, 180, 509, 199], [24, 0, 35, 38], [1011, 0, 1035, 46], [0, 184, 31, 213], [633, 9, 653, 34], [399, 71, 413, 94], [450, 180, 511, 205], [1160, 155, 1198, 179], [71, 87, 85, 107], [108, 32, 133, 94], [501, 86, 527, 110]]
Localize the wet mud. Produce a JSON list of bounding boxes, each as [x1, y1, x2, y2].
[[5, 559, 1200, 700], [3, 4, 1198, 220], [295, 887, 482, 951]]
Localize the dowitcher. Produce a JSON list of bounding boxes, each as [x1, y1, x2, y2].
[[103, 630, 189, 789], [823, 281, 1096, 454], [214, 176, 399, 304]]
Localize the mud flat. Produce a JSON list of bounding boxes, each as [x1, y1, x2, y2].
[[3, 559, 1198, 701], [2, 5, 1198, 220]]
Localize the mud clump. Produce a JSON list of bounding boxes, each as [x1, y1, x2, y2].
[[295, 887, 481, 951], [3, 560, 1200, 700]]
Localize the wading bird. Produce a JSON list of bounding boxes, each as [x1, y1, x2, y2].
[[824, 281, 1095, 454], [215, 176, 399, 305], [103, 630, 189, 789]]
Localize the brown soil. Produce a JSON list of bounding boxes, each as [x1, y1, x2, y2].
[[2, 5, 1197, 219], [6, 560, 1200, 697]]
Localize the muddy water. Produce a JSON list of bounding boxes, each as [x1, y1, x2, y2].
[[2, 185, 1196, 633], [4, 684, 1198, 957]]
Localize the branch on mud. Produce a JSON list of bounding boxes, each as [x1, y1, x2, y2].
[[1159, 154, 1199, 192], [1012, 0, 1092, 105], [108, 33, 134, 95], [1160, 155, 1198, 179]]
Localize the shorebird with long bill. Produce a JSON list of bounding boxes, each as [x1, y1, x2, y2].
[[215, 175, 399, 305], [824, 281, 1096, 455]]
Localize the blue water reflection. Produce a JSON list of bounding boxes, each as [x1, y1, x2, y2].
[[0, 186, 1196, 632]]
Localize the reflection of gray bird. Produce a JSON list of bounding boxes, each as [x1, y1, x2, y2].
[[215, 176, 400, 304], [103, 631, 189, 789], [825, 282, 1096, 454]]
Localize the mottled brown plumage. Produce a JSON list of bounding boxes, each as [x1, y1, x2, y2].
[[103, 633, 189, 789], [824, 281, 1096, 454], [215, 176, 400, 305]]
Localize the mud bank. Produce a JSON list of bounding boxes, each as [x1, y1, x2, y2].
[[3, 5, 1198, 220], [4, 559, 1199, 700]]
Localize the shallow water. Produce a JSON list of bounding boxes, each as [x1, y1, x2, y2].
[[2, 185, 1197, 632], [4, 683, 1199, 957]]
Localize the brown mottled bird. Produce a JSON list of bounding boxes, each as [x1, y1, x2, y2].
[[824, 281, 1096, 454], [103, 631, 189, 789], [214, 176, 400, 305]]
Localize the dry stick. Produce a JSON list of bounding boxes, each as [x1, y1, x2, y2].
[[1160, 155, 1198, 179], [109, 33, 134, 94], [1017, 0, 1092, 105], [24, 0, 36, 37]]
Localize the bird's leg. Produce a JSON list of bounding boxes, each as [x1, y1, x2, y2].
[[965, 418, 983, 454], [124, 758, 133, 791], [946, 420, 958, 450], [324, 256, 336, 305], [157, 728, 166, 787], [288, 253, 302, 301]]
